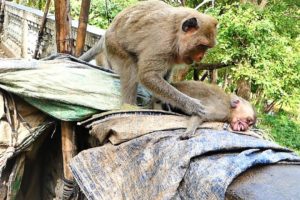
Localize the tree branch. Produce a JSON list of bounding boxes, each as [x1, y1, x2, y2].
[[259, 0, 268, 9], [179, 0, 185, 6], [194, 0, 214, 10], [193, 62, 234, 70]]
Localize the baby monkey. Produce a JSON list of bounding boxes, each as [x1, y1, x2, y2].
[[167, 81, 256, 139]]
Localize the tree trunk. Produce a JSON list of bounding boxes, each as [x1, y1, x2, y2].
[[193, 68, 200, 81], [251, 0, 258, 5], [208, 69, 218, 84], [259, 0, 268, 9], [222, 68, 228, 89], [236, 78, 251, 100], [33, 0, 51, 59]]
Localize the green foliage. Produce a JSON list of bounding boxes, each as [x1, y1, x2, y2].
[[203, 2, 300, 110], [259, 111, 300, 154], [70, 0, 137, 29], [13, 0, 50, 10]]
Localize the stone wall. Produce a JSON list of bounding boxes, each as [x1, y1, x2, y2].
[[0, 1, 105, 58]]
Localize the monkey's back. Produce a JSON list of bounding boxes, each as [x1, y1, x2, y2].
[[173, 81, 231, 121], [105, 1, 202, 53]]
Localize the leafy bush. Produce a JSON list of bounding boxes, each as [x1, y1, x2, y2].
[[259, 112, 300, 154], [70, 0, 137, 29], [203, 2, 299, 111]]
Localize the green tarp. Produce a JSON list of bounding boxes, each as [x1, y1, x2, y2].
[[0, 56, 151, 121]]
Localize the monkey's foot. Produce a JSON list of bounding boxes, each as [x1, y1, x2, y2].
[[180, 128, 197, 140]]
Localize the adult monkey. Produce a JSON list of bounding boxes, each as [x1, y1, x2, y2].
[[80, 0, 218, 116]]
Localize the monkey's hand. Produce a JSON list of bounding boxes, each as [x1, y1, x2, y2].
[[180, 127, 197, 140], [180, 115, 203, 140], [181, 98, 206, 116]]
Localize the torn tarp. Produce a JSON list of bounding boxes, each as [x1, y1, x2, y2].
[[70, 111, 300, 200], [0, 56, 151, 121], [0, 91, 54, 176], [71, 131, 300, 200]]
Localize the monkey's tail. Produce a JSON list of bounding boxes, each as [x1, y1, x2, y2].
[[79, 36, 105, 62]]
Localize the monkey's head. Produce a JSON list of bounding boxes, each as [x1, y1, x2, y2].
[[229, 95, 257, 131], [177, 13, 218, 65]]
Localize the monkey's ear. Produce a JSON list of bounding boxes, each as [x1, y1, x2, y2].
[[230, 99, 240, 108], [182, 17, 198, 32]]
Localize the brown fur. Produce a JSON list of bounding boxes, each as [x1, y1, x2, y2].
[[95, 52, 111, 70], [169, 64, 190, 82], [171, 81, 256, 139], [173, 81, 231, 121], [80, 0, 218, 117]]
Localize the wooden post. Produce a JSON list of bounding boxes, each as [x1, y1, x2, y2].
[[75, 0, 91, 57], [0, 0, 5, 33], [54, 0, 74, 54], [53, 0, 76, 196], [33, 0, 51, 59], [61, 121, 75, 180]]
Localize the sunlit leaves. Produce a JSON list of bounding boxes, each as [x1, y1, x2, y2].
[[204, 2, 299, 109]]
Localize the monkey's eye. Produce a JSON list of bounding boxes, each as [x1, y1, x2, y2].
[[247, 118, 254, 125]]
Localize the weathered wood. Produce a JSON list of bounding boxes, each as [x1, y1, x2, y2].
[[75, 0, 91, 57], [33, 0, 51, 59], [54, 0, 76, 193], [61, 121, 76, 180], [0, 0, 5, 33], [54, 0, 74, 54]]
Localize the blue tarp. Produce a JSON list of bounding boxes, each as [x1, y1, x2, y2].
[[69, 111, 300, 200]]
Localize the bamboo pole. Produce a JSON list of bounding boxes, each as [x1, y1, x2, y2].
[[75, 0, 91, 57], [33, 0, 51, 59]]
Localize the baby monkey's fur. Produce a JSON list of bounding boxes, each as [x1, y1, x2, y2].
[[168, 81, 257, 139]]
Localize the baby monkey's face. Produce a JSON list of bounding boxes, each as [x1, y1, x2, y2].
[[230, 97, 256, 131]]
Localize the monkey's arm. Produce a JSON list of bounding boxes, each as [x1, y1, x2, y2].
[[79, 36, 105, 61], [138, 60, 206, 116], [180, 115, 203, 140]]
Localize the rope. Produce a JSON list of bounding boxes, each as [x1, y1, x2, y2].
[[62, 177, 79, 200]]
